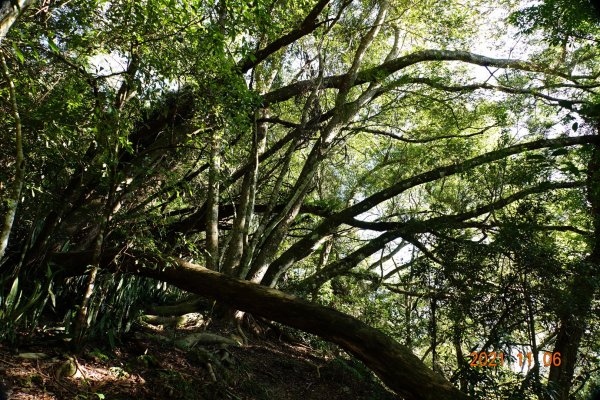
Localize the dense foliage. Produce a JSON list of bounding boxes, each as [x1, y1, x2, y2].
[[1, 0, 600, 399]]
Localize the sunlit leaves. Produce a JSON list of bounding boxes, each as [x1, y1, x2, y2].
[[509, 0, 600, 45]]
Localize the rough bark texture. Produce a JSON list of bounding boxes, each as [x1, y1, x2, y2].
[[52, 250, 469, 400], [0, 54, 25, 261], [137, 259, 469, 400]]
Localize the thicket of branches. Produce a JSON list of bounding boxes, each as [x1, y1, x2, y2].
[[1, 0, 600, 399]]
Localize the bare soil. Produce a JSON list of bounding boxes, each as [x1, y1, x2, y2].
[[0, 324, 398, 400]]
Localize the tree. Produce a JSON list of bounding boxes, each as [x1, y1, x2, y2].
[[0, 1, 35, 44], [1, 0, 600, 398]]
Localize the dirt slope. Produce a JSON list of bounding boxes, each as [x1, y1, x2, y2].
[[0, 326, 398, 400]]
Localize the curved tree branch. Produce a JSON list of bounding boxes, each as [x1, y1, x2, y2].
[[50, 249, 470, 400], [263, 135, 597, 285], [298, 181, 582, 288], [263, 49, 590, 105], [0, 0, 35, 44]]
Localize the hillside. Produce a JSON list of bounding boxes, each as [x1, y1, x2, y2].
[[0, 321, 397, 400]]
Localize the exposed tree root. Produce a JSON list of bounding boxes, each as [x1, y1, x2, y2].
[[141, 313, 205, 329], [146, 295, 207, 316]]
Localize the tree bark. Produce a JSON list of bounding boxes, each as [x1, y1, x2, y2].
[[0, 0, 34, 44], [0, 53, 25, 262], [52, 250, 470, 400], [206, 129, 221, 271], [263, 49, 578, 106], [224, 109, 267, 277], [139, 259, 469, 400]]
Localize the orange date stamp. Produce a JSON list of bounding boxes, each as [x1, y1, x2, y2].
[[469, 351, 561, 367]]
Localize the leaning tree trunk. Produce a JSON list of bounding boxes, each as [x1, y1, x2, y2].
[[134, 260, 470, 400], [52, 251, 470, 400]]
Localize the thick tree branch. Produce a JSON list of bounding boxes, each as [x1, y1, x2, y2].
[[0, 0, 34, 44], [455, 222, 592, 236], [397, 77, 589, 105], [265, 135, 595, 285], [50, 250, 470, 400], [237, 0, 331, 73], [345, 124, 495, 143], [263, 49, 590, 105], [348, 181, 583, 232], [300, 229, 404, 290]]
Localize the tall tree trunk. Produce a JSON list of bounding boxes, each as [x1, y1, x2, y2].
[[521, 279, 541, 395], [311, 238, 333, 299], [206, 129, 220, 271], [220, 171, 251, 275], [546, 127, 600, 399], [452, 322, 468, 393], [238, 133, 296, 279], [223, 111, 267, 276], [0, 54, 25, 262]]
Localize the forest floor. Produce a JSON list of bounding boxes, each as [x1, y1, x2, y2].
[[0, 318, 397, 400]]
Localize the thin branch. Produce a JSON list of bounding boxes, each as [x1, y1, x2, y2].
[[346, 124, 495, 143]]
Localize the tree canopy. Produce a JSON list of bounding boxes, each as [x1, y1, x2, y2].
[[1, 0, 600, 399]]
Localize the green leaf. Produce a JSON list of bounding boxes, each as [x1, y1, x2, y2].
[[48, 39, 60, 54], [572, 122, 578, 132], [6, 277, 20, 311], [12, 44, 24, 64], [48, 286, 56, 308], [560, 161, 581, 176], [12, 283, 43, 322]]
